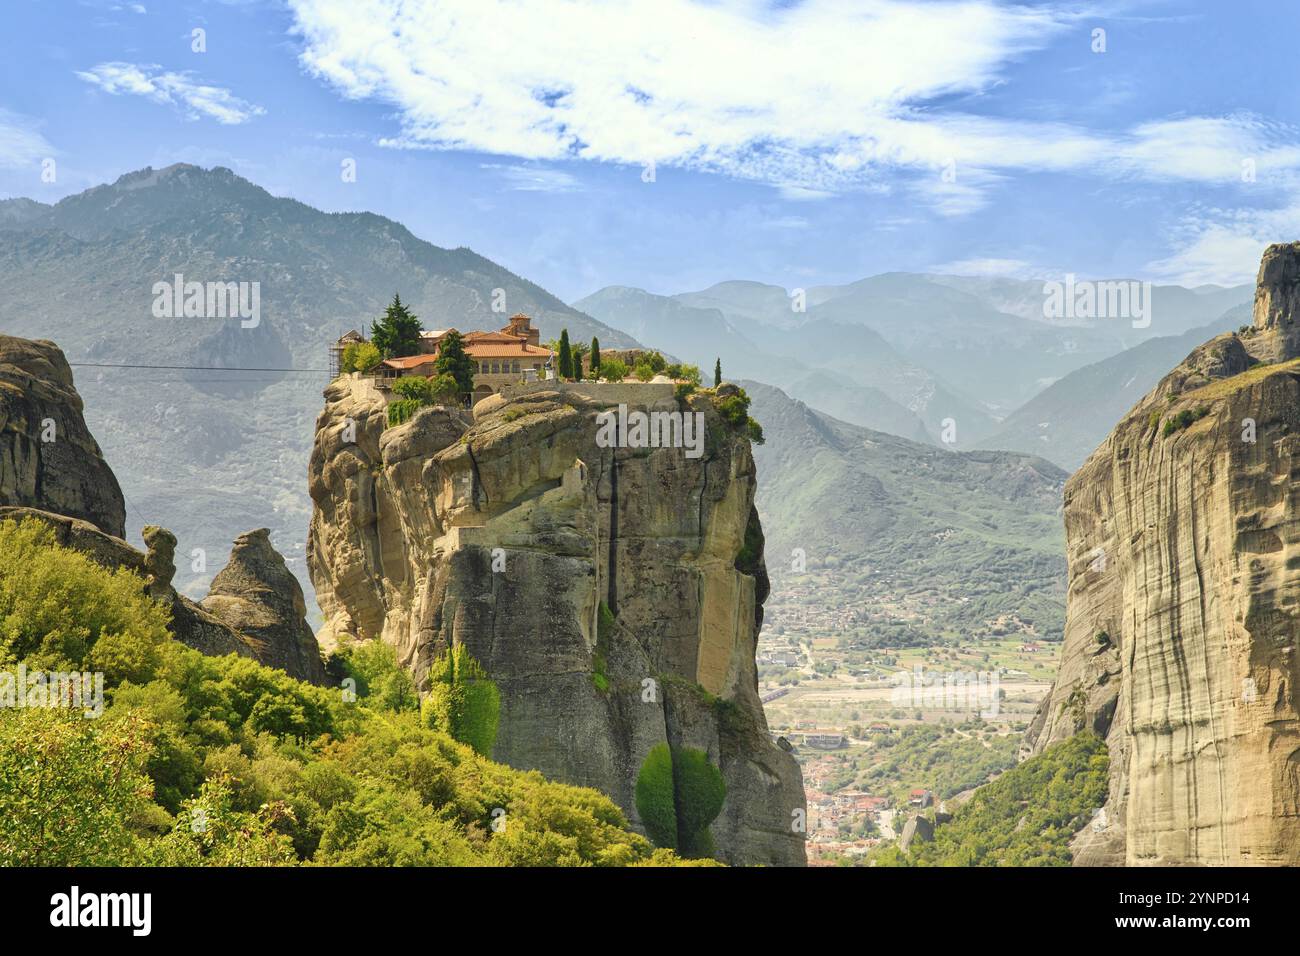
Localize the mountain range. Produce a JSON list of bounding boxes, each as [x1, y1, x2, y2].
[[0, 164, 637, 602]]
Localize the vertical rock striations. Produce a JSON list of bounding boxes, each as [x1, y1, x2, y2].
[[307, 376, 806, 865], [1028, 243, 1300, 865]]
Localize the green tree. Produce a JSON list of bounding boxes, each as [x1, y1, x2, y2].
[[340, 341, 382, 374], [590, 337, 601, 376], [370, 294, 423, 358], [558, 329, 573, 380], [599, 357, 628, 382], [714, 357, 722, 387], [0, 709, 154, 865], [422, 645, 500, 757], [433, 329, 475, 397]]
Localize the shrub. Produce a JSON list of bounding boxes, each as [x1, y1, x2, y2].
[[0, 517, 169, 684], [422, 645, 500, 758], [634, 362, 655, 382], [341, 341, 382, 374], [387, 398, 421, 427], [633, 743, 727, 858], [1162, 405, 1211, 436], [599, 358, 629, 382]]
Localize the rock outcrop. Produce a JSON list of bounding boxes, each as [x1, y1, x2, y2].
[[0, 335, 126, 536], [1027, 242, 1300, 865], [308, 375, 805, 865], [0, 333, 324, 679], [202, 528, 327, 684], [0, 505, 259, 661]]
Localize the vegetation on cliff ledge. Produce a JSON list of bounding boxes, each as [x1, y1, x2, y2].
[[0, 518, 699, 866], [634, 743, 727, 859]]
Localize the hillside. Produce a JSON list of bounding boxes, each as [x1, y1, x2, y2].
[[975, 306, 1248, 469], [745, 381, 1068, 645], [0, 164, 639, 602]]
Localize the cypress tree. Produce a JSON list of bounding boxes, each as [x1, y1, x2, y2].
[[714, 357, 722, 388], [433, 329, 475, 397], [589, 337, 601, 377], [558, 329, 573, 380]]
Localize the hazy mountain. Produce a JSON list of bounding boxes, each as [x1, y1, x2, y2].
[[974, 305, 1249, 470], [0, 164, 640, 603], [745, 381, 1068, 644], [666, 272, 1254, 416], [576, 286, 992, 442]]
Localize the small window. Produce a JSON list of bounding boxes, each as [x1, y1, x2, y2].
[[492, 362, 500, 374], [511, 361, 520, 373], [480, 362, 488, 374]]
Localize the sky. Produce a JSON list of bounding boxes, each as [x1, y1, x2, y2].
[[2, 0, 1298, 301]]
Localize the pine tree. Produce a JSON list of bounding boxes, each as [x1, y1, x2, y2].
[[558, 329, 573, 380], [590, 337, 601, 377], [714, 357, 722, 388], [370, 293, 423, 358], [433, 329, 475, 398]]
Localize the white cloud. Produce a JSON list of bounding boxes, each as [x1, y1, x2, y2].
[[1146, 202, 1300, 287], [480, 163, 583, 192], [287, 0, 1082, 189], [285, 0, 1300, 223], [0, 110, 53, 168], [75, 62, 265, 125]]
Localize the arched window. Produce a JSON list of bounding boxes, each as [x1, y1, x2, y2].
[[480, 361, 488, 374], [491, 362, 500, 374], [511, 361, 520, 373]]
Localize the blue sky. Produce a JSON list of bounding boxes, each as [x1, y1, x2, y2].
[[2, 0, 1298, 300]]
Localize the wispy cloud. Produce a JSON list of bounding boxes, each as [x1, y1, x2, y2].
[[480, 163, 583, 193], [75, 62, 265, 124], [933, 257, 1037, 279], [0, 110, 54, 169]]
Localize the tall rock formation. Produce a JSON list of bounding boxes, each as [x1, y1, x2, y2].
[[202, 528, 328, 684], [1028, 242, 1300, 865], [307, 376, 805, 865], [0, 335, 125, 536]]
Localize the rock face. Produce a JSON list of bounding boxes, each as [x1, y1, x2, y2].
[[1027, 243, 1300, 865], [0, 335, 126, 536], [307, 375, 805, 865], [202, 529, 328, 685]]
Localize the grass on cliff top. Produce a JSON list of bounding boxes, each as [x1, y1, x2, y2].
[[1181, 356, 1300, 403]]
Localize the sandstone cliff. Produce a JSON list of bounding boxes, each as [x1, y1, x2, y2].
[[1028, 242, 1300, 865], [307, 376, 805, 865], [0, 335, 125, 536]]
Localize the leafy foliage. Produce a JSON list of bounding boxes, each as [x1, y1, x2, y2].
[[633, 743, 727, 859], [0, 528, 692, 867], [370, 293, 423, 358], [433, 329, 475, 395], [558, 329, 573, 380], [340, 340, 382, 374], [422, 645, 500, 757], [599, 357, 628, 382], [872, 733, 1109, 867]]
